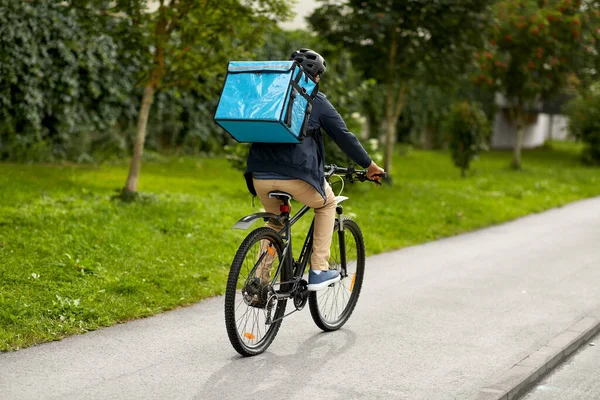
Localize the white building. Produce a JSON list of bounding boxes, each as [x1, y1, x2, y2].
[[491, 94, 570, 149]]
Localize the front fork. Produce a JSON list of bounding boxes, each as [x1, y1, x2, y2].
[[337, 205, 347, 278]]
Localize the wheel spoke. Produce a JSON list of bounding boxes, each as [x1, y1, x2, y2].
[[225, 230, 290, 355], [235, 296, 245, 312], [236, 305, 251, 325], [251, 307, 260, 343], [326, 287, 336, 318], [311, 220, 364, 328], [239, 306, 251, 337]]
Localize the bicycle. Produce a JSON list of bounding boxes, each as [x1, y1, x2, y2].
[[224, 164, 385, 356]]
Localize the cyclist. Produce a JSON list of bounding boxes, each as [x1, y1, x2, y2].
[[244, 48, 385, 292]]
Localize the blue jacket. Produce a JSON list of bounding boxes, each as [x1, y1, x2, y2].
[[245, 92, 372, 204]]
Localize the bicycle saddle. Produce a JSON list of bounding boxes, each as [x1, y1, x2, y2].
[[268, 191, 293, 201]]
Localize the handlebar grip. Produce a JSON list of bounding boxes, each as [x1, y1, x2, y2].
[[325, 164, 387, 185]]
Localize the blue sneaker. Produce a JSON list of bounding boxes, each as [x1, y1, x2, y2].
[[307, 269, 341, 291]]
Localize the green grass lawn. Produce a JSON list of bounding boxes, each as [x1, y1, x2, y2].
[[1, 141, 599, 351]]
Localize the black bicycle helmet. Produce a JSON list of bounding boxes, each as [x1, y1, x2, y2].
[[290, 49, 327, 78]]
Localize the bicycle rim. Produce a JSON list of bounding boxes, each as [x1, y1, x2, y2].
[[224, 228, 288, 356], [309, 218, 365, 331]]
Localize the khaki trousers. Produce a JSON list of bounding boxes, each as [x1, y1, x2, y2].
[[253, 178, 337, 277]]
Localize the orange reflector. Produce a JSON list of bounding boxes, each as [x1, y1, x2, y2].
[[350, 273, 356, 292], [244, 332, 256, 340], [266, 246, 276, 257]]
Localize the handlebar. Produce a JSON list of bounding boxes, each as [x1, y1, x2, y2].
[[324, 164, 387, 185]]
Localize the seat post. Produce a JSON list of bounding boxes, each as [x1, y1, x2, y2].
[[275, 195, 291, 217], [268, 191, 293, 218], [279, 201, 290, 216]]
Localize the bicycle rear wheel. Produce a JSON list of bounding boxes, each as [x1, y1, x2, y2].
[[224, 227, 288, 356], [309, 218, 365, 331]]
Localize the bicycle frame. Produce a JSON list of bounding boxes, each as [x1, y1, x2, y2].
[[232, 194, 350, 300], [276, 204, 314, 293]]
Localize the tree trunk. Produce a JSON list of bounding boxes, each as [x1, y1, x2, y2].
[[547, 113, 554, 141], [512, 112, 524, 170], [122, 4, 167, 195], [421, 121, 435, 150], [384, 82, 407, 173], [384, 118, 397, 173], [124, 83, 155, 193], [382, 30, 407, 176]]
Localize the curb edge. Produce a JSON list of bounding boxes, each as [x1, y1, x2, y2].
[[476, 309, 600, 400]]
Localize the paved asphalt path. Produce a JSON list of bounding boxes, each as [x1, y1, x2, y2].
[[2, 197, 600, 400], [522, 333, 600, 400]]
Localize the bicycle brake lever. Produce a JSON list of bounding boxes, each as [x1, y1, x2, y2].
[[366, 173, 386, 186], [346, 163, 356, 183]]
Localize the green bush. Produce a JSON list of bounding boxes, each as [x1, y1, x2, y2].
[[443, 101, 491, 177], [223, 142, 251, 172], [0, 1, 226, 163], [0, 1, 137, 162], [565, 88, 600, 166], [149, 91, 226, 156]]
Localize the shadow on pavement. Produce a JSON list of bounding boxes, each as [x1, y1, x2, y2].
[[198, 329, 360, 399]]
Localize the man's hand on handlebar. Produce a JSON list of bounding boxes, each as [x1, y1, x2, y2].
[[367, 161, 386, 183]]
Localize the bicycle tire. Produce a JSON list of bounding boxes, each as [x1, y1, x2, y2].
[[309, 218, 365, 331], [224, 227, 288, 356]]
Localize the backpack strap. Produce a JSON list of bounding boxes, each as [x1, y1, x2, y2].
[[284, 70, 305, 127], [298, 102, 313, 140], [284, 68, 315, 141], [284, 89, 297, 129]]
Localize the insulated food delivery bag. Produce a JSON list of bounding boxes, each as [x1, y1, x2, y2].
[[214, 61, 318, 143]]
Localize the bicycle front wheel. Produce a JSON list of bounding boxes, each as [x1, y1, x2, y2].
[[224, 227, 288, 356], [309, 218, 365, 331]]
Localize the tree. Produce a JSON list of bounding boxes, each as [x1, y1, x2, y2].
[[109, 0, 294, 196], [565, 83, 600, 165], [404, 84, 457, 149], [308, 0, 493, 176], [256, 28, 373, 135], [400, 73, 496, 150], [473, 0, 600, 169], [443, 101, 491, 177]]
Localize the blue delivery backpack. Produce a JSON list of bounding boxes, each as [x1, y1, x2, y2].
[[214, 61, 318, 144]]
